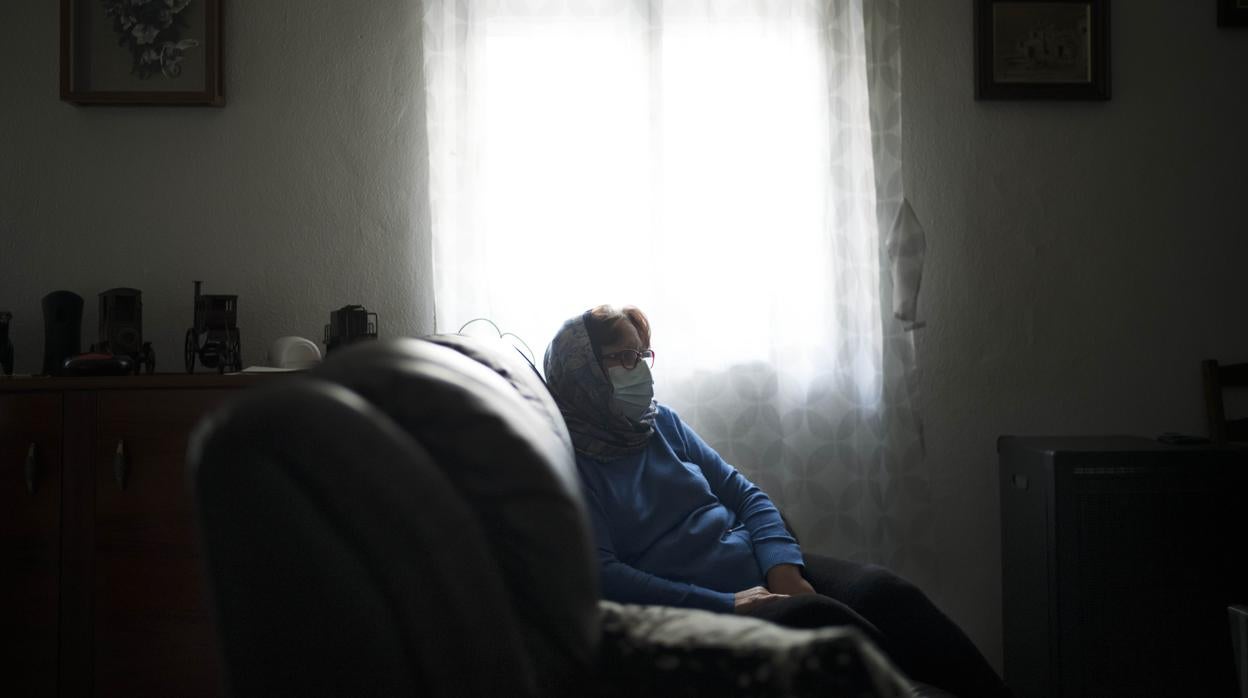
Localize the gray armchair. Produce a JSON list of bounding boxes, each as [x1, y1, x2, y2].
[[189, 336, 921, 697]]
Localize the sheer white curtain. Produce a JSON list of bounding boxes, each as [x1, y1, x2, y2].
[[423, 0, 932, 581]]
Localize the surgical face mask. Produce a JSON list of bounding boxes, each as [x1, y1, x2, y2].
[[608, 361, 654, 421]]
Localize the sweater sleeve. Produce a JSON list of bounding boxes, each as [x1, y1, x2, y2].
[[669, 410, 805, 578], [581, 480, 735, 613]]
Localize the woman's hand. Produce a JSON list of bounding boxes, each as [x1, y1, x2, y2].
[[734, 585, 788, 614], [765, 563, 816, 597]]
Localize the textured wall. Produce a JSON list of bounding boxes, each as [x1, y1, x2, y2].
[[0, 1, 433, 374], [903, 0, 1248, 671]]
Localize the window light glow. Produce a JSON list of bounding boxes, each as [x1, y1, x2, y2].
[[427, 1, 882, 402]]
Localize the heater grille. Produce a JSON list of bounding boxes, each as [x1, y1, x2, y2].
[[999, 436, 1248, 698]]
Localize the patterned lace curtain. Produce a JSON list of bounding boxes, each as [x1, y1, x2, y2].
[[422, 0, 932, 583]]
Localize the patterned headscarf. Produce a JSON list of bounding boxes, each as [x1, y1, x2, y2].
[[543, 311, 655, 460]]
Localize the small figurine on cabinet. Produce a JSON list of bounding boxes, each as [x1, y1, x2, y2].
[[0, 311, 13, 375], [324, 304, 378, 356], [184, 280, 242, 373], [92, 288, 155, 374]]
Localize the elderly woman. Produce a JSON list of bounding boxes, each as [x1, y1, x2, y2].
[[543, 305, 1010, 698]]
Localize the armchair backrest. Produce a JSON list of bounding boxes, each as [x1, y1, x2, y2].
[[190, 337, 600, 697]]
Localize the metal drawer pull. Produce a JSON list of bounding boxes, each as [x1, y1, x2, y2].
[[114, 440, 128, 491], [24, 443, 37, 495]]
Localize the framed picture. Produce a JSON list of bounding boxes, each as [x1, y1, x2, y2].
[[975, 0, 1110, 101], [60, 0, 224, 106], [1219, 0, 1248, 27]]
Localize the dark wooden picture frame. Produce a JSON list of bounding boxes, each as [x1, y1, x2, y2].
[[1219, 0, 1248, 27], [975, 0, 1110, 101], [60, 0, 224, 106]]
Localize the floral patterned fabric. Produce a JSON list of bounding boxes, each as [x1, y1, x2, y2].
[[594, 601, 917, 698]]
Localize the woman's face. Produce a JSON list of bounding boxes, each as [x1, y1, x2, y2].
[[599, 320, 644, 371]]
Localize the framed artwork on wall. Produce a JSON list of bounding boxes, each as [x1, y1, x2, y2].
[[1219, 0, 1248, 27], [974, 0, 1110, 101], [60, 0, 224, 106]]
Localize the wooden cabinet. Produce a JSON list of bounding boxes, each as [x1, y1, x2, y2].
[[1, 393, 63, 698], [1, 376, 266, 698]]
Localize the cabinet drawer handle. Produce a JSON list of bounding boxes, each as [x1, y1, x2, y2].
[[114, 440, 128, 491], [24, 443, 38, 495]]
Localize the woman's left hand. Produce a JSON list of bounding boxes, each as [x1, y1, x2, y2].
[[766, 563, 816, 596]]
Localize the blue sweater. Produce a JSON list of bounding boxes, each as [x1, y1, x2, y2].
[[576, 405, 804, 613]]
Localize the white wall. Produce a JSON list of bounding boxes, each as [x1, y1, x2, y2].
[[0, 1, 433, 374], [4, 0, 1247, 679], [903, 0, 1248, 671]]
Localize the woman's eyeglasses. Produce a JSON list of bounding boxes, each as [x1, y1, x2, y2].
[[601, 349, 656, 370]]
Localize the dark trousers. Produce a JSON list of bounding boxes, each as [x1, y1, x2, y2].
[[743, 554, 1009, 698]]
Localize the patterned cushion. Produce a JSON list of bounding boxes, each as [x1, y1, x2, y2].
[[595, 601, 917, 697]]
